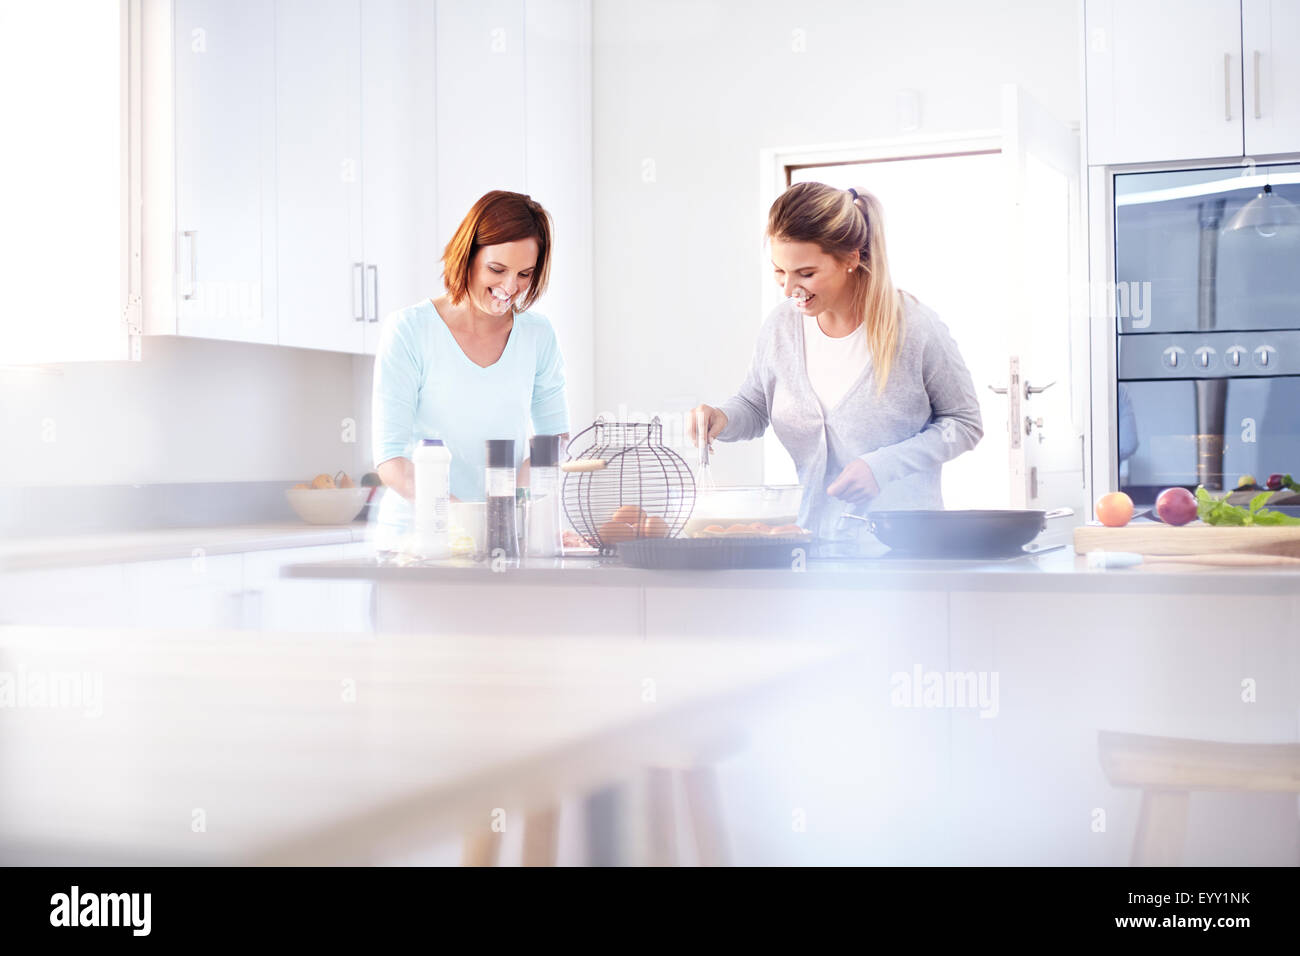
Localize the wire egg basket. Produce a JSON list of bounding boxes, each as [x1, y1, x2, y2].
[[563, 417, 696, 552]]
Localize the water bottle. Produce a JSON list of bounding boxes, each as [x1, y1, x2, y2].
[[413, 438, 452, 558]]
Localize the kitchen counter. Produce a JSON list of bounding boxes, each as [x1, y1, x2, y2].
[[0, 522, 373, 572], [283, 544, 1300, 596], [278, 539, 1300, 866]]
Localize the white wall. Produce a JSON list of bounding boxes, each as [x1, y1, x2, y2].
[[591, 0, 1083, 483], [0, 337, 373, 487]]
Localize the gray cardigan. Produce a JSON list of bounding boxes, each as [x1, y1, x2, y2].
[[717, 295, 983, 553]]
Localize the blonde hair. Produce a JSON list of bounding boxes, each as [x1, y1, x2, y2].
[[766, 182, 904, 394]]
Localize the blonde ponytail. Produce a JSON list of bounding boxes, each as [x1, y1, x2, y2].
[[767, 182, 903, 395]]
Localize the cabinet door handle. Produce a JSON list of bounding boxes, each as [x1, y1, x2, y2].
[[367, 264, 379, 322], [352, 262, 364, 322], [1224, 52, 1232, 121], [1253, 49, 1262, 119], [182, 230, 197, 299]]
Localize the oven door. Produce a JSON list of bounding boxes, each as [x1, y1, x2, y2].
[[1114, 162, 1300, 336], [1118, 376, 1300, 504]]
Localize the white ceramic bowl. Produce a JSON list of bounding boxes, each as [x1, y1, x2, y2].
[[286, 487, 369, 525]]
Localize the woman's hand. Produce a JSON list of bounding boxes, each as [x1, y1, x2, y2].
[[826, 458, 880, 503], [687, 405, 728, 450]]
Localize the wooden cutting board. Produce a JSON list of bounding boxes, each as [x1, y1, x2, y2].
[[1073, 523, 1300, 557]]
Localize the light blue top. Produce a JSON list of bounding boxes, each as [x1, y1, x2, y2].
[[371, 299, 569, 539]]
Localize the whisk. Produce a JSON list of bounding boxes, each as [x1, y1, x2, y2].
[[695, 407, 716, 491]]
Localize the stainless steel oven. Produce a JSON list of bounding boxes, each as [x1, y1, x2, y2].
[[1114, 161, 1300, 504]]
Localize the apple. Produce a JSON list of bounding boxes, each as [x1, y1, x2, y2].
[[1267, 473, 1284, 491], [1155, 487, 1198, 526]]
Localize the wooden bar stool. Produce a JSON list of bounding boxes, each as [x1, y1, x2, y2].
[[1098, 730, 1300, 866]]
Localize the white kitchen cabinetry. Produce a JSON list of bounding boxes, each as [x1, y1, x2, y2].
[[1086, 0, 1300, 165], [125, 553, 246, 630], [132, 0, 585, 359], [362, 0, 439, 354], [1085, 0, 1244, 166], [0, 565, 134, 628], [141, 0, 278, 344], [274, 0, 364, 354], [1243, 0, 1300, 156], [277, 0, 437, 355], [242, 544, 373, 634]]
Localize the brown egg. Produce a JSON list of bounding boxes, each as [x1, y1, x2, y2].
[[292, 482, 310, 490], [598, 521, 639, 545], [612, 504, 647, 525], [639, 515, 670, 538], [310, 473, 336, 489]]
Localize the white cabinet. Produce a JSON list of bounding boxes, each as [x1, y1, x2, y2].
[[274, 0, 364, 354], [0, 565, 134, 628], [1086, 0, 1300, 165], [1243, 0, 1300, 156], [125, 553, 247, 630], [277, 0, 437, 355], [1085, 0, 1244, 166], [142, 0, 278, 344], [361, 0, 439, 354], [242, 544, 373, 633]]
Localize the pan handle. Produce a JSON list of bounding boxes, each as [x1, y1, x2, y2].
[[1043, 508, 1074, 519]]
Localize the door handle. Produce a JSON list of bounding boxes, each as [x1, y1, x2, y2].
[[1224, 52, 1233, 122], [991, 380, 1055, 399], [1253, 49, 1262, 119], [367, 264, 379, 322], [352, 262, 364, 322], [182, 230, 197, 299]]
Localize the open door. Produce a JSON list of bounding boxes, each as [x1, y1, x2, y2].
[[997, 84, 1090, 518]]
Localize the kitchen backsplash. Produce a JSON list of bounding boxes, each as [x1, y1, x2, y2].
[[1, 335, 376, 536]]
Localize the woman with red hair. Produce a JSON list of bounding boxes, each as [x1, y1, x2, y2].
[[371, 190, 570, 547]]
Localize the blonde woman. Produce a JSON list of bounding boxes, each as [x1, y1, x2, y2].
[[689, 182, 983, 552]]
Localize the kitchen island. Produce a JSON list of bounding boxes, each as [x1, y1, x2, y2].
[[283, 546, 1300, 866]]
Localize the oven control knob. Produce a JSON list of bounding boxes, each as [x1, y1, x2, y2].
[[1194, 346, 1215, 369], [1253, 345, 1276, 369], [1161, 346, 1185, 370], [1225, 346, 1246, 368]]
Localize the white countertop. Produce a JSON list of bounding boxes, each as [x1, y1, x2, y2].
[[0, 522, 374, 572]]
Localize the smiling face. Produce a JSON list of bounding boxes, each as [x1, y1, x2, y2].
[[468, 237, 540, 316], [770, 238, 858, 317]]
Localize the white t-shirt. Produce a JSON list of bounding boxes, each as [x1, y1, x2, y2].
[[802, 314, 870, 413]]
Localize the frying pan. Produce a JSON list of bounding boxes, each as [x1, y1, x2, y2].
[[842, 508, 1074, 557]]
